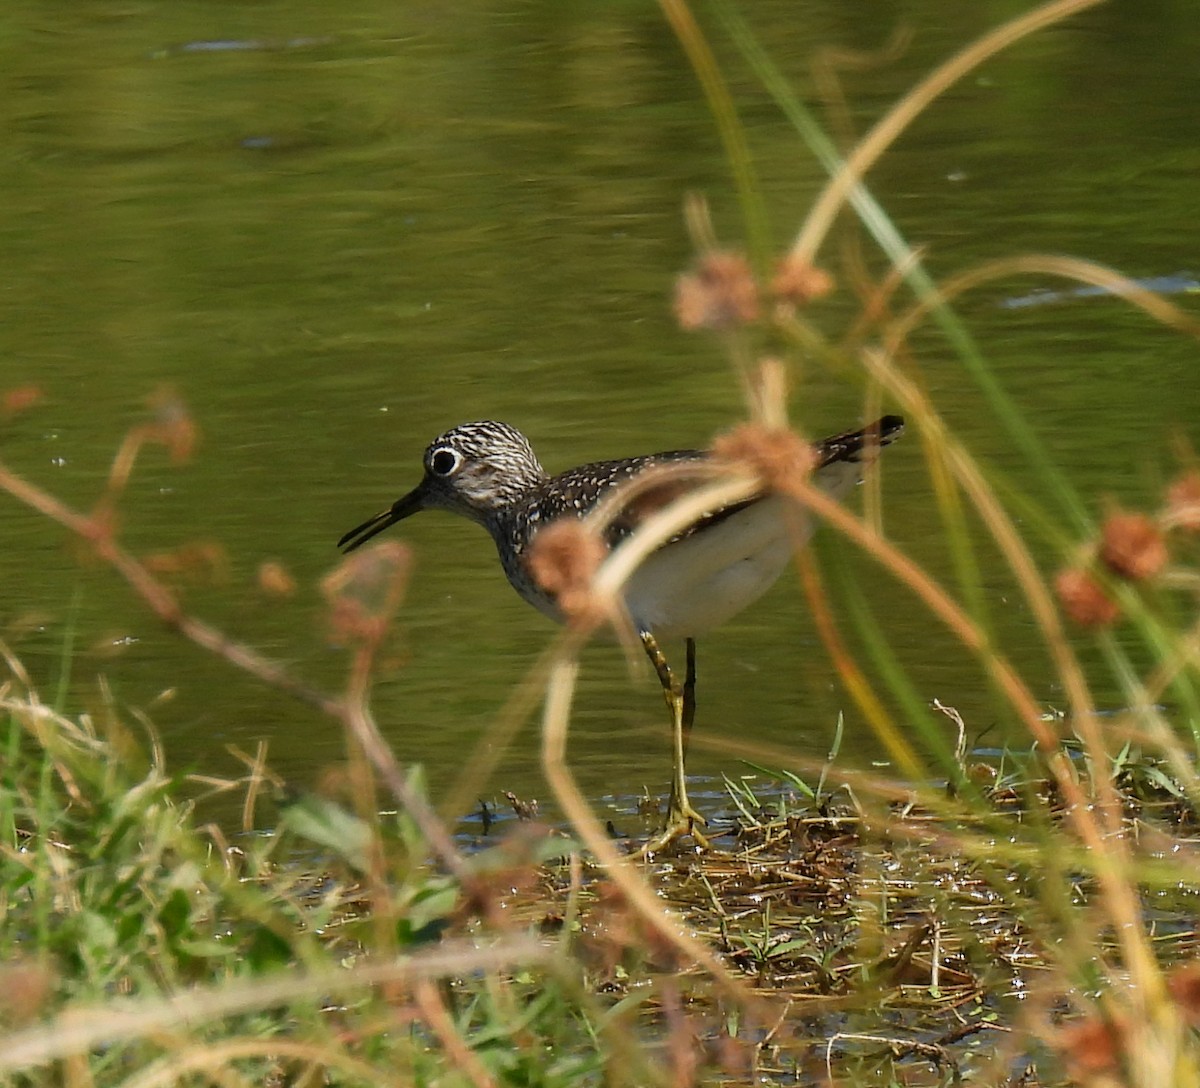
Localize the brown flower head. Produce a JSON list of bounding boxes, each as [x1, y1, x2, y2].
[[525, 520, 608, 631], [258, 560, 298, 598], [1166, 470, 1200, 533], [321, 541, 411, 644], [771, 255, 835, 309], [711, 422, 815, 495], [144, 385, 199, 464], [143, 541, 229, 585], [1055, 567, 1120, 628], [674, 251, 760, 332], [1099, 510, 1167, 581]]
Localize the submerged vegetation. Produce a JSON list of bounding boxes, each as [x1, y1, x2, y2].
[[3, 0, 1200, 1085]]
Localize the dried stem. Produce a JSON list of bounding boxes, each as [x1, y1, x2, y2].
[[0, 458, 340, 716], [791, 0, 1105, 265], [0, 456, 469, 882]]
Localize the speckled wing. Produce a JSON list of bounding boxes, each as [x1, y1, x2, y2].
[[523, 415, 903, 551], [517, 450, 707, 550], [814, 414, 904, 468]]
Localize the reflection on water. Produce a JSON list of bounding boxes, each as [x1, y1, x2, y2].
[[2, 2, 1199, 821]]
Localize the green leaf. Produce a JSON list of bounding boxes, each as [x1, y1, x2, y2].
[[278, 792, 374, 873]]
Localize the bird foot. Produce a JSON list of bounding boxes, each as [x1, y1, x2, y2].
[[638, 799, 710, 856]]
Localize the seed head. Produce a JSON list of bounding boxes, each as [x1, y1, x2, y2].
[[771, 255, 835, 309], [322, 542, 411, 644], [1166, 471, 1200, 533], [1055, 567, 1120, 628], [258, 560, 297, 598], [1099, 510, 1167, 581], [526, 520, 608, 631], [145, 385, 199, 464], [711, 422, 816, 495], [674, 251, 760, 331], [143, 541, 229, 585]]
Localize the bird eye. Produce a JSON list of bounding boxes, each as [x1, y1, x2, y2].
[[430, 448, 460, 476]]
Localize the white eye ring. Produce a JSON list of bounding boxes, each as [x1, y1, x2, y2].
[[429, 447, 461, 476]]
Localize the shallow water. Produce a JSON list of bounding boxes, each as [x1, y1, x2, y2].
[[2, 1, 1198, 822]]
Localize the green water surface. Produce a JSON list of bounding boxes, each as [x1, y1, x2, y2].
[[2, 1, 1198, 825]]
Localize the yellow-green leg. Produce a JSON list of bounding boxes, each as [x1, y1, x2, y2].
[[639, 632, 709, 853]]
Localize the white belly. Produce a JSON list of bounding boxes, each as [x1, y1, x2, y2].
[[620, 459, 862, 638], [620, 495, 795, 638]]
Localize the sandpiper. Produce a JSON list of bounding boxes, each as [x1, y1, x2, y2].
[[339, 415, 903, 851]]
